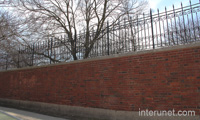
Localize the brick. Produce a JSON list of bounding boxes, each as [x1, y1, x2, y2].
[[0, 46, 200, 115]]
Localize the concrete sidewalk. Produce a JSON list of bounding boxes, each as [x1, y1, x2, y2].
[[0, 106, 68, 120], [0, 110, 20, 120]]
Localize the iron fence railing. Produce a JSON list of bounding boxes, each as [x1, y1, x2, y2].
[[1, 1, 200, 70]]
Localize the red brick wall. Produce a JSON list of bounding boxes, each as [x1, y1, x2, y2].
[[0, 46, 200, 114]]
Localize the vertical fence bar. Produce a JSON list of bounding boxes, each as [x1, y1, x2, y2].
[[129, 17, 135, 51], [121, 20, 124, 52], [74, 32, 77, 57], [158, 9, 162, 46], [50, 38, 53, 64], [35, 43, 37, 65], [92, 28, 96, 57], [170, 12, 174, 45], [181, 2, 187, 43], [173, 5, 178, 45], [147, 17, 150, 48], [89, 30, 91, 58], [196, 12, 200, 38], [165, 7, 170, 45], [137, 15, 140, 50], [111, 26, 113, 54], [6, 54, 8, 70], [190, 0, 197, 41], [155, 16, 158, 47], [124, 18, 127, 52], [101, 29, 103, 55], [107, 21, 110, 55], [79, 31, 81, 59], [128, 18, 131, 51], [113, 22, 115, 54], [140, 17, 144, 50], [118, 20, 121, 53], [143, 13, 147, 49], [178, 15, 182, 43], [187, 14, 192, 41], [150, 9, 155, 49], [32, 44, 34, 66], [162, 17, 166, 45], [17, 47, 20, 68], [47, 39, 50, 64]]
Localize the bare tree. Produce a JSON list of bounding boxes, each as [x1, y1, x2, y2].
[[8, 0, 148, 61], [0, 10, 21, 53], [0, 10, 22, 69]]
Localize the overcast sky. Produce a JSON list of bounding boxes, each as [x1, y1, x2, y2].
[[148, 0, 199, 12]]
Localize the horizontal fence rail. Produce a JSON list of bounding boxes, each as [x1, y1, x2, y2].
[[1, 1, 200, 70]]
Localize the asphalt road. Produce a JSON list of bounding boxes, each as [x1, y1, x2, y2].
[[0, 106, 68, 120]]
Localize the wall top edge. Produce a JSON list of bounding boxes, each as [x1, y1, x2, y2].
[[1, 42, 200, 72]]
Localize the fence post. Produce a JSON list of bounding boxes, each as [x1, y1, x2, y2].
[[150, 9, 155, 49], [107, 21, 110, 55]]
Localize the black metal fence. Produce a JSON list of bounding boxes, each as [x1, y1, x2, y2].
[[1, 1, 200, 70]]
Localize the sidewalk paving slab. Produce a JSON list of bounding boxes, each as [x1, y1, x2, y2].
[[0, 106, 68, 120]]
